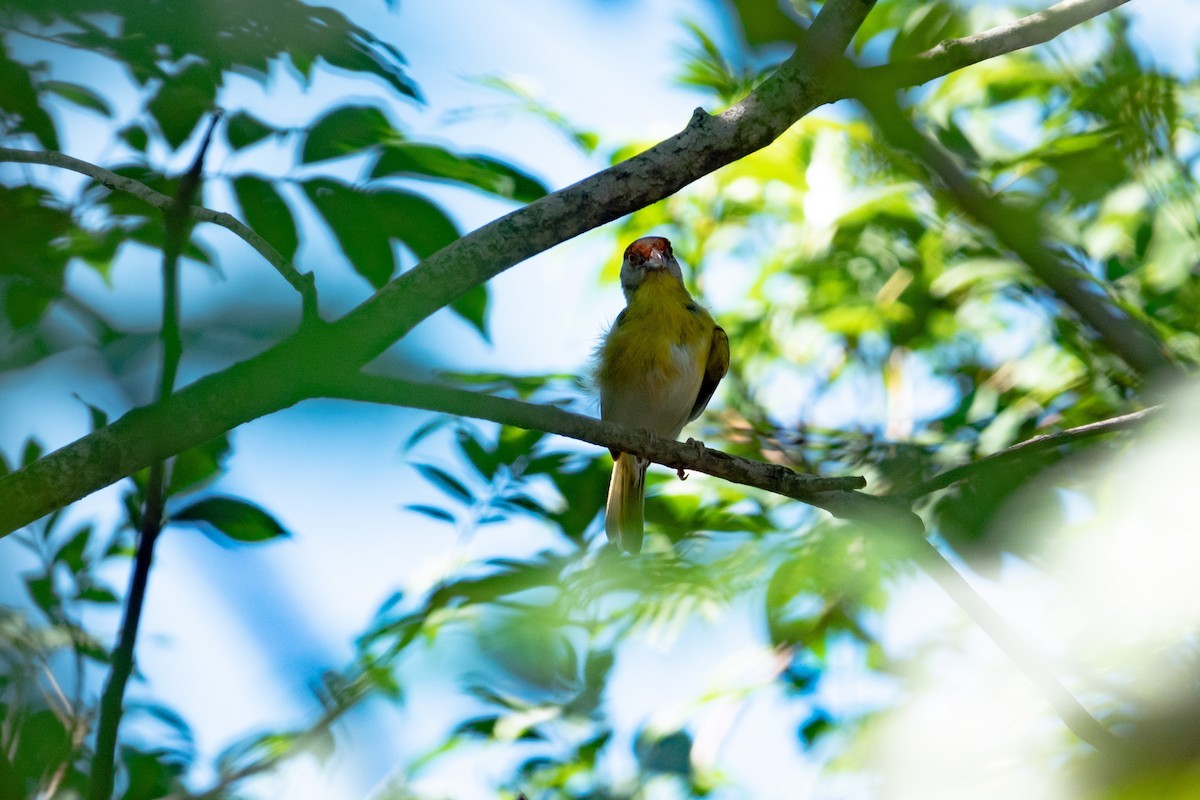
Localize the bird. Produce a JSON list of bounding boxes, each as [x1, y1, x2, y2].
[[595, 236, 729, 554]]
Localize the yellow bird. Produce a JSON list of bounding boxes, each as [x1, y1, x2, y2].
[[596, 236, 730, 553]]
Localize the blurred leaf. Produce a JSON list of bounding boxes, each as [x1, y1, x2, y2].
[[372, 142, 547, 202], [174, 496, 289, 543], [888, 2, 964, 62], [21, 438, 43, 467], [166, 435, 231, 497], [798, 710, 832, 746], [450, 283, 490, 340], [55, 525, 91, 573], [0, 46, 58, 148], [120, 747, 187, 800], [635, 729, 692, 777], [226, 110, 277, 150], [414, 463, 474, 504], [233, 175, 299, 262], [302, 178, 459, 288], [406, 504, 456, 524], [147, 61, 216, 149], [12, 710, 70, 786], [302, 104, 394, 163], [41, 79, 112, 116]]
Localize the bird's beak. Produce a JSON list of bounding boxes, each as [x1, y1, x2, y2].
[[645, 249, 666, 270]]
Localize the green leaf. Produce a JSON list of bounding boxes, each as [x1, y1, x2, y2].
[[635, 729, 693, 777], [450, 283, 490, 340], [225, 110, 276, 150], [0, 47, 58, 149], [55, 525, 92, 573], [24, 572, 59, 618], [166, 435, 231, 497], [147, 61, 217, 149], [233, 175, 299, 262], [372, 142, 548, 202], [22, 438, 43, 467], [77, 585, 120, 604], [405, 504, 456, 524], [74, 394, 109, 430], [120, 124, 150, 152], [173, 496, 289, 543], [413, 464, 474, 504], [40, 80, 112, 116], [302, 178, 459, 288], [302, 104, 394, 163]]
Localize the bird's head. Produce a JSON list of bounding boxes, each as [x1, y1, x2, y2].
[[619, 236, 683, 300]]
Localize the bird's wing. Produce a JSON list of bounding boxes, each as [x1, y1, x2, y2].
[[688, 324, 729, 423]]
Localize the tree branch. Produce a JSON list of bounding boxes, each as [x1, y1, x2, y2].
[[318, 373, 929, 533], [0, 146, 317, 319], [0, 0, 876, 537], [863, 0, 1132, 89], [900, 406, 1160, 500], [850, 85, 1177, 379], [88, 117, 216, 800]]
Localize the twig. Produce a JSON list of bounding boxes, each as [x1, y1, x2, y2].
[[850, 84, 1177, 379], [0, 146, 317, 320], [87, 115, 217, 800], [900, 406, 1160, 500], [317, 372, 925, 533], [863, 0, 1132, 89]]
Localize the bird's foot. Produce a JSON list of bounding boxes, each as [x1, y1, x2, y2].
[[678, 437, 707, 480]]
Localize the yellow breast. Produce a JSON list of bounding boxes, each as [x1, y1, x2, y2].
[[597, 272, 717, 437]]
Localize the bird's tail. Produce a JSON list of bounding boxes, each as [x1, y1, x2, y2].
[[605, 452, 647, 554]]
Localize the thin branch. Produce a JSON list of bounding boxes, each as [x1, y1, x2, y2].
[[851, 85, 1177, 379], [87, 117, 216, 800], [318, 373, 926, 533], [911, 537, 1120, 752], [0, 146, 317, 319], [900, 406, 1160, 500], [863, 0, 1132, 89]]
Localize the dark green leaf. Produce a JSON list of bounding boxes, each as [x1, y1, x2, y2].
[[798, 710, 833, 746], [0, 46, 58, 148], [55, 525, 91, 573], [233, 175, 299, 262], [457, 428, 498, 480], [24, 572, 59, 618], [635, 729, 693, 777], [74, 394, 109, 430], [302, 178, 459, 288], [372, 142, 548, 202], [413, 464, 474, 504], [147, 61, 217, 149], [225, 110, 277, 150], [120, 124, 150, 152], [450, 284, 490, 340], [77, 584, 120, 604], [174, 496, 289, 543], [40, 80, 112, 116], [405, 504, 456, 523], [21, 438, 42, 467], [302, 104, 394, 163], [166, 435, 231, 497]]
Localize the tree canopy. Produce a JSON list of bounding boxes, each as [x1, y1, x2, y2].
[[1, 0, 1198, 797]]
